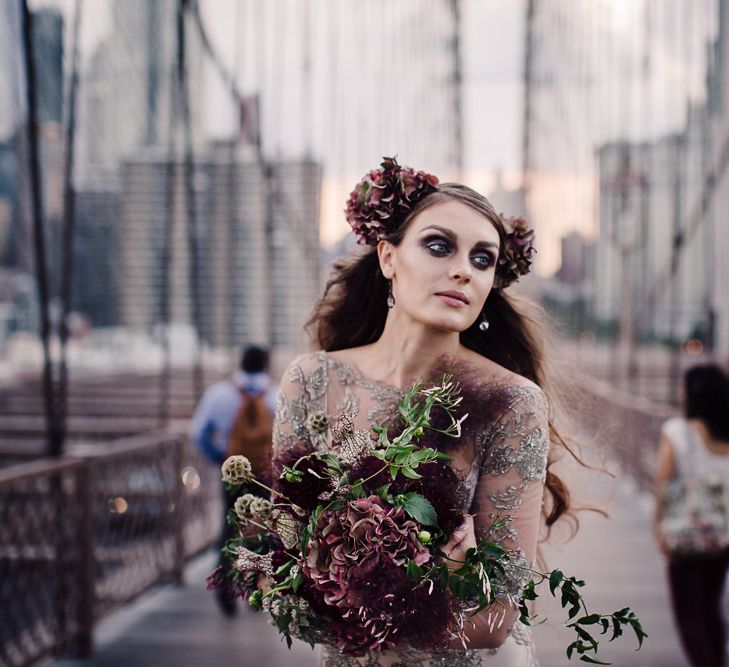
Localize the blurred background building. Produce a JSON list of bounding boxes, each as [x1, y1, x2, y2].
[[0, 0, 727, 398]]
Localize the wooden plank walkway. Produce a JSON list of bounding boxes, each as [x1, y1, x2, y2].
[[47, 466, 692, 667]]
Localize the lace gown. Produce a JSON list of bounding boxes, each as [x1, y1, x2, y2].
[[272, 351, 549, 667]]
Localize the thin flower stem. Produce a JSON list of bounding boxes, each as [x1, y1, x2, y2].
[[240, 518, 270, 533], [250, 477, 290, 502]]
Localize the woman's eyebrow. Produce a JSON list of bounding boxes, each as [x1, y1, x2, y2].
[[473, 240, 499, 251], [421, 225, 498, 249], [421, 224, 455, 239]]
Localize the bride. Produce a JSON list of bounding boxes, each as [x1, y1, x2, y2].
[[272, 158, 573, 666]]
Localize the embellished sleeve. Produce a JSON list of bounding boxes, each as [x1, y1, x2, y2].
[[472, 383, 550, 600], [272, 352, 329, 457]]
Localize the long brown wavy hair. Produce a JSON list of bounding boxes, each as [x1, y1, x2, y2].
[[307, 183, 581, 533]]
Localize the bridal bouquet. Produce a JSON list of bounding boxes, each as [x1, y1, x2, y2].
[[208, 377, 645, 664]]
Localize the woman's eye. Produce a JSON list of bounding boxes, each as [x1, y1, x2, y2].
[[472, 254, 495, 270], [425, 240, 451, 255]]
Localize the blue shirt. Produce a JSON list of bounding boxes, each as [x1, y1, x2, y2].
[[189, 371, 278, 465]]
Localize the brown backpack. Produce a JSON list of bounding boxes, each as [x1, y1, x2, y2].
[[226, 388, 274, 481]]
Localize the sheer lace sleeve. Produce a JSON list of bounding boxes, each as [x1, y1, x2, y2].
[[475, 383, 549, 594], [272, 352, 329, 457], [466, 383, 550, 647]]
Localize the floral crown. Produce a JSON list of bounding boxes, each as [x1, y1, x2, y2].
[[345, 156, 536, 289]]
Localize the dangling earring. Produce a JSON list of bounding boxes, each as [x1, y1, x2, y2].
[[479, 312, 490, 332], [387, 281, 396, 308]]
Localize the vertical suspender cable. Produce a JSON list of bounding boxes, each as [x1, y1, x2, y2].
[[178, 0, 204, 401], [158, 17, 178, 428], [58, 0, 83, 454], [21, 0, 58, 457], [450, 0, 463, 179], [522, 0, 535, 198]]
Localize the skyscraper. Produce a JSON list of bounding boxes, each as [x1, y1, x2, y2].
[[31, 8, 63, 125], [118, 147, 321, 351], [77, 0, 204, 186]]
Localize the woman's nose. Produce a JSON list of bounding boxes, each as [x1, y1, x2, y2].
[[449, 254, 472, 282]]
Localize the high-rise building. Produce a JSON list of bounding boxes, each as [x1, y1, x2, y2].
[[73, 190, 121, 327], [593, 103, 711, 342], [268, 160, 322, 348], [0, 0, 23, 140], [118, 147, 321, 350], [707, 0, 729, 359], [77, 0, 204, 186], [31, 8, 63, 125], [556, 231, 590, 287]]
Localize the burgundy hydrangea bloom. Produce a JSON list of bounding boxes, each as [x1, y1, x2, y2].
[[345, 156, 439, 245], [301, 495, 432, 652], [495, 215, 536, 288]]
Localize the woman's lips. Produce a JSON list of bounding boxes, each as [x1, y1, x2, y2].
[[435, 293, 469, 308]]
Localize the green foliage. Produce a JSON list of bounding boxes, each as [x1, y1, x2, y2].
[[516, 566, 647, 664], [394, 492, 438, 527]]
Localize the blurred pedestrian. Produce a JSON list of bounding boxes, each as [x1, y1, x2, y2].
[[190, 345, 278, 616], [654, 364, 729, 667]]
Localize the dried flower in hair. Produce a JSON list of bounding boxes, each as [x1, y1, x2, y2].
[[345, 156, 439, 245], [495, 215, 536, 288], [222, 455, 253, 484]]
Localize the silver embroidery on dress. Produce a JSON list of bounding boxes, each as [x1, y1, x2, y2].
[[272, 352, 548, 667]]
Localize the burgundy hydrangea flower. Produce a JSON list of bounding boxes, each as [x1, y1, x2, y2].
[[345, 156, 439, 245], [495, 215, 536, 288], [301, 495, 432, 652]]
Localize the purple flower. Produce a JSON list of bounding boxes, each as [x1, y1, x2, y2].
[[301, 495, 432, 652], [345, 157, 439, 246], [495, 215, 536, 288], [273, 445, 334, 511]]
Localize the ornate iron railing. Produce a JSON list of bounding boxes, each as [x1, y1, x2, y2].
[[0, 432, 220, 667]]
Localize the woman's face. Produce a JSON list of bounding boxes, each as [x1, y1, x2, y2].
[[379, 199, 500, 333]]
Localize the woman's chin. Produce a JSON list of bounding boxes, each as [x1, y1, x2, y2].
[[421, 316, 472, 334]]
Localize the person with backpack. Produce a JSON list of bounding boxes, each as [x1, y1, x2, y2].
[[190, 345, 277, 616]]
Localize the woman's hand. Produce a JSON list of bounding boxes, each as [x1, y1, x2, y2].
[[443, 514, 477, 570]]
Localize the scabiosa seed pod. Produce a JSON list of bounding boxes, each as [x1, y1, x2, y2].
[[234, 493, 257, 523], [221, 455, 253, 484], [249, 497, 273, 521], [306, 411, 329, 435]]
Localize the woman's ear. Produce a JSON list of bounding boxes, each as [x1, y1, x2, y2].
[[377, 240, 395, 280]]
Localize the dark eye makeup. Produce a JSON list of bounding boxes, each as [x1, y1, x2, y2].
[[422, 235, 496, 270]]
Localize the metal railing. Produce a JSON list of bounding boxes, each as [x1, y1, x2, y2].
[[0, 432, 220, 667], [577, 374, 677, 492]]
